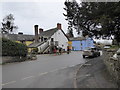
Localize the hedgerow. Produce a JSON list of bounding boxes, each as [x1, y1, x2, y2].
[[2, 38, 27, 57]]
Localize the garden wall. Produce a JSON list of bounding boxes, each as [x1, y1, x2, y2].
[[103, 49, 120, 87], [2, 56, 26, 64]]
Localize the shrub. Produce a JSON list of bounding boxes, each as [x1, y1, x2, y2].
[[32, 48, 38, 54], [2, 38, 27, 57]]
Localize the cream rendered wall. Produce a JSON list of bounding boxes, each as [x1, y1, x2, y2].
[[51, 29, 68, 51]]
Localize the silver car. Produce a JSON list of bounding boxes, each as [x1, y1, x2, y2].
[[83, 47, 100, 58]]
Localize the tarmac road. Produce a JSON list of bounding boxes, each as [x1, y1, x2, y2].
[[2, 51, 85, 88], [76, 55, 118, 88]]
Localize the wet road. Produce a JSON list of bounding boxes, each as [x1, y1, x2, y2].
[[2, 51, 85, 88]]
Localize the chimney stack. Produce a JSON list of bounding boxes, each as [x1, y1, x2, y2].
[[34, 25, 39, 43], [39, 28, 43, 34], [57, 23, 62, 30]]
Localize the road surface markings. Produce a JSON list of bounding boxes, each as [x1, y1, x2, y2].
[[49, 69, 59, 72], [77, 74, 91, 79], [2, 81, 16, 86], [70, 65, 75, 67], [61, 66, 68, 69], [21, 76, 34, 80], [38, 66, 69, 76], [73, 77, 77, 88], [38, 72, 48, 76], [85, 74, 91, 77]]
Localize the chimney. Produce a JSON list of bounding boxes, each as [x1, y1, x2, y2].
[[39, 28, 43, 34], [34, 25, 39, 43], [57, 23, 62, 30]]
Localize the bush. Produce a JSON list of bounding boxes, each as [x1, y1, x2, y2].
[[32, 48, 38, 54], [2, 38, 27, 57]]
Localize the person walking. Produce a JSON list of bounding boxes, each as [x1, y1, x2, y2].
[[58, 47, 62, 55], [53, 47, 57, 55], [67, 46, 70, 54]]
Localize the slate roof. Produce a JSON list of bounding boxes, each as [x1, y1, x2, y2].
[[28, 41, 46, 48], [28, 27, 69, 48], [39, 28, 58, 38], [2, 34, 34, 41], [28, 28, 58, 48]]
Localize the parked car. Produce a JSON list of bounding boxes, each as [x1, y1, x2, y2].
[[104, 45, 111, 49], [112, 48, 120, 59], [83, 47, 101, 58]]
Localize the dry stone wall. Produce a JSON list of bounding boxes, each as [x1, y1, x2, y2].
[[103, 49, 120, 87]]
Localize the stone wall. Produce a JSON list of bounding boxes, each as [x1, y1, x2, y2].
[[103, 49, 120, 87], [2, 56, 26, 64]]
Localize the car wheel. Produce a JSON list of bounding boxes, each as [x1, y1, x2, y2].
[[83, 55, 85, 58]]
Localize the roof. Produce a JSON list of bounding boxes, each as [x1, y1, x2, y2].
[[28, 41, 45, 48], [28, 27, 69, 48], [39, 28, 58, 38], [39, 27, 69, 40], [2, 34, 34, 41]]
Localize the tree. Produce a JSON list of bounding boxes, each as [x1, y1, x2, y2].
[[64, 1, 120, 45], [1, 14, 18, 34], [63, 0, 79, 37]]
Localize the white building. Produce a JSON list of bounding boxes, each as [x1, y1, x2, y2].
[[28, 23, 69, 53]]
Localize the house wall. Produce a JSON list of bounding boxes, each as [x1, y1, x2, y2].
[[71, 38, 94, 51], [37, 41, 49, 53], [15, 41, 33, 53], [15, 41, 21, 43], [25, 41, 33, 46], [51, 30, 68, 51], [15, 41, 33, 46], [72, 41, 81, 51], [68, 41, 72, 49]]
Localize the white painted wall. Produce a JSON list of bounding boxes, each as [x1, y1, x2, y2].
[[94, 39, 113, 45], [51, 29, 68, 51], [37, 41, 49, 53]]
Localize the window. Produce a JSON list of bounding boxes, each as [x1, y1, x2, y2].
[[55, 41, 58, 46], [44, 38, 47, 41], [51, 38, 54, 42], [41, 37, 43, 42]]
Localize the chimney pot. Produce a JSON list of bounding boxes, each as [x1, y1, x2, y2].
[[57, 23, 62, 30], [39, 28, 43, 34]]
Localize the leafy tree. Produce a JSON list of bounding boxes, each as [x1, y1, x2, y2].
[[63, 0, 79, 37], [64, 1, 120, 45], [1, 14, 18, 34]]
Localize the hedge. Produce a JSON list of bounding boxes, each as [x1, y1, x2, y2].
[[2, 38, 27, 57]]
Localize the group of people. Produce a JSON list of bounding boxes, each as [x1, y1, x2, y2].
[[53, 46, 62, 55], [52, 46, 71, 55]]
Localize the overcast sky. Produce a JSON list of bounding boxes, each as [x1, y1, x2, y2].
[[0, 0, 79, 36]]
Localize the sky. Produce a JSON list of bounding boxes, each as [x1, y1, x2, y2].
[[0, 0, 79, 36]]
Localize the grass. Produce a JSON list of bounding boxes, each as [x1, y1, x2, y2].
[[110, 45, 120, 49]]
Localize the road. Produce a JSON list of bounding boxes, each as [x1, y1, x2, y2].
[[2, 51, 86, 88], [76, 54, 118, 88]]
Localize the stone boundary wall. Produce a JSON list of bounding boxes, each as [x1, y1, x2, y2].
[[103, 49, 120, 87], [2, 56, 26, 64]]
